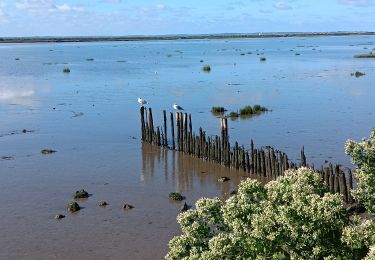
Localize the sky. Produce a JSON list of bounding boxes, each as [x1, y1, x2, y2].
[[0, 0, 374, 37]]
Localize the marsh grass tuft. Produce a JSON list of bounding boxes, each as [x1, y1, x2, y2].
[[259, 56, 266, 61], [351, 71, 366, 77], [354, 53, 375, 58], [86, 58, 94, 61], [229, 111, 239, 118], [63, 67, 71, 73], [211, 106, 226, 113]]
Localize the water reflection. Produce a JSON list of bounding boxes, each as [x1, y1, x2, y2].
[[0, 86, 35, 106], [141, 142, 269, 199]]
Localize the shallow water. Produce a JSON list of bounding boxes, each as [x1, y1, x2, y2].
[[0, 36, 375, 259]]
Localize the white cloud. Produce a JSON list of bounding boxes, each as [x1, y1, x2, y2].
[[56, 4, 83, 12], [338, 0, 375, 6], [128, 3, 169, 14], [100, 0, 122, 3], [274, 1, 293, 10], [15, 0, 84, 13]]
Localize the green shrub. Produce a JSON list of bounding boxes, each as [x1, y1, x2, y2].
[[166, 168, 375, 260], [259, 56, 266, 61], [345, 128, 375, 214], [63, 67, 70, 73]]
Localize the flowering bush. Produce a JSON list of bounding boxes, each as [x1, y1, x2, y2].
[[166, 168, 375, 260], [345, 128, 375, 215]]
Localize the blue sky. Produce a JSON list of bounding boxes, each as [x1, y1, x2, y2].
[[0, 0, 374, 36]]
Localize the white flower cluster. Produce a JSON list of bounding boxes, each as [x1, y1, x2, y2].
[[166, 167, 375, 260]]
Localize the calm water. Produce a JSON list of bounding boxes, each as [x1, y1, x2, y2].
[[0, 36, 375, 259]]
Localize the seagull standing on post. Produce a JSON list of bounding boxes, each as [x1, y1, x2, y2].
[[173, 103, 184, 111], [138, 97, 147, 106]]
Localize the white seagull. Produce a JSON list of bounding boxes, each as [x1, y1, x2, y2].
[[173, 103, 184, 110], [138, 97, 147, 106]]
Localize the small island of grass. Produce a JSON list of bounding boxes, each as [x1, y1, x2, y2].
[[259, 56, 266, 61], [202, 65, 211, 72], [229, 111, 239, 118], [354, 53, 375, 58], [351, 71, 366, 77], [239, 105, 268, 116], [211, 106, 226, 113], [63, 67, 71, 73]]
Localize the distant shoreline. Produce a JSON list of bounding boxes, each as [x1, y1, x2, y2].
[[1, 32, 375, 44]]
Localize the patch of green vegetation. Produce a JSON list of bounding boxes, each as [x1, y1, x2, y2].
[[229, 111, 239, 118], [202, 65, 211, 72], [239, 105, 268, 116], [86, 58, 94, 61], [74, 189, 89, 199], [351, 71, 366, 77], [167, 54, 173, 58], [259, 56, 266, 61], [211, 106, 226, 113], [295, 53, 301, 56], [239, 106, 253, 115], [252, 104, 268, 113], [169, 192, 183, 201], [117, 60, 126, 63], [63, 67, 71, 73], [354, 53, 375, 58]]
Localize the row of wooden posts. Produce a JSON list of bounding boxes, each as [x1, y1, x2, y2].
[[140, 107, 354, 203]]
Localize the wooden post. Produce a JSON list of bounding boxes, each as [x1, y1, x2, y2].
[[339, 170, 348, 202], [148, 108, 154, 144], [348, 169, 354, 203], [163, 110, 167, 146], [170, 112, 175, 150], [176, 113, 180, 151], [300, 146, 306, 167], [140, 107, 146, 141]]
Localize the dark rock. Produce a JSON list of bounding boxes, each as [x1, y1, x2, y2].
[[55, 214, 65, 219], [99, 201, 108, 207], [218, 176, 230, 182], [347, 203, 367, 215], [67, 202, 80, 212], [22, 129, 27, 133], [180, 202, 189, 212], [123, 204, 134, 210], [169, 192, 183, 201], [41, 149, 56, 155], [74, 189, 89, 199], [1, 156, 14, 160]]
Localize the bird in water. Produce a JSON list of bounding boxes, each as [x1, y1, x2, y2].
[[138, 97, 147, 106], [173, 103, 184, 110]]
